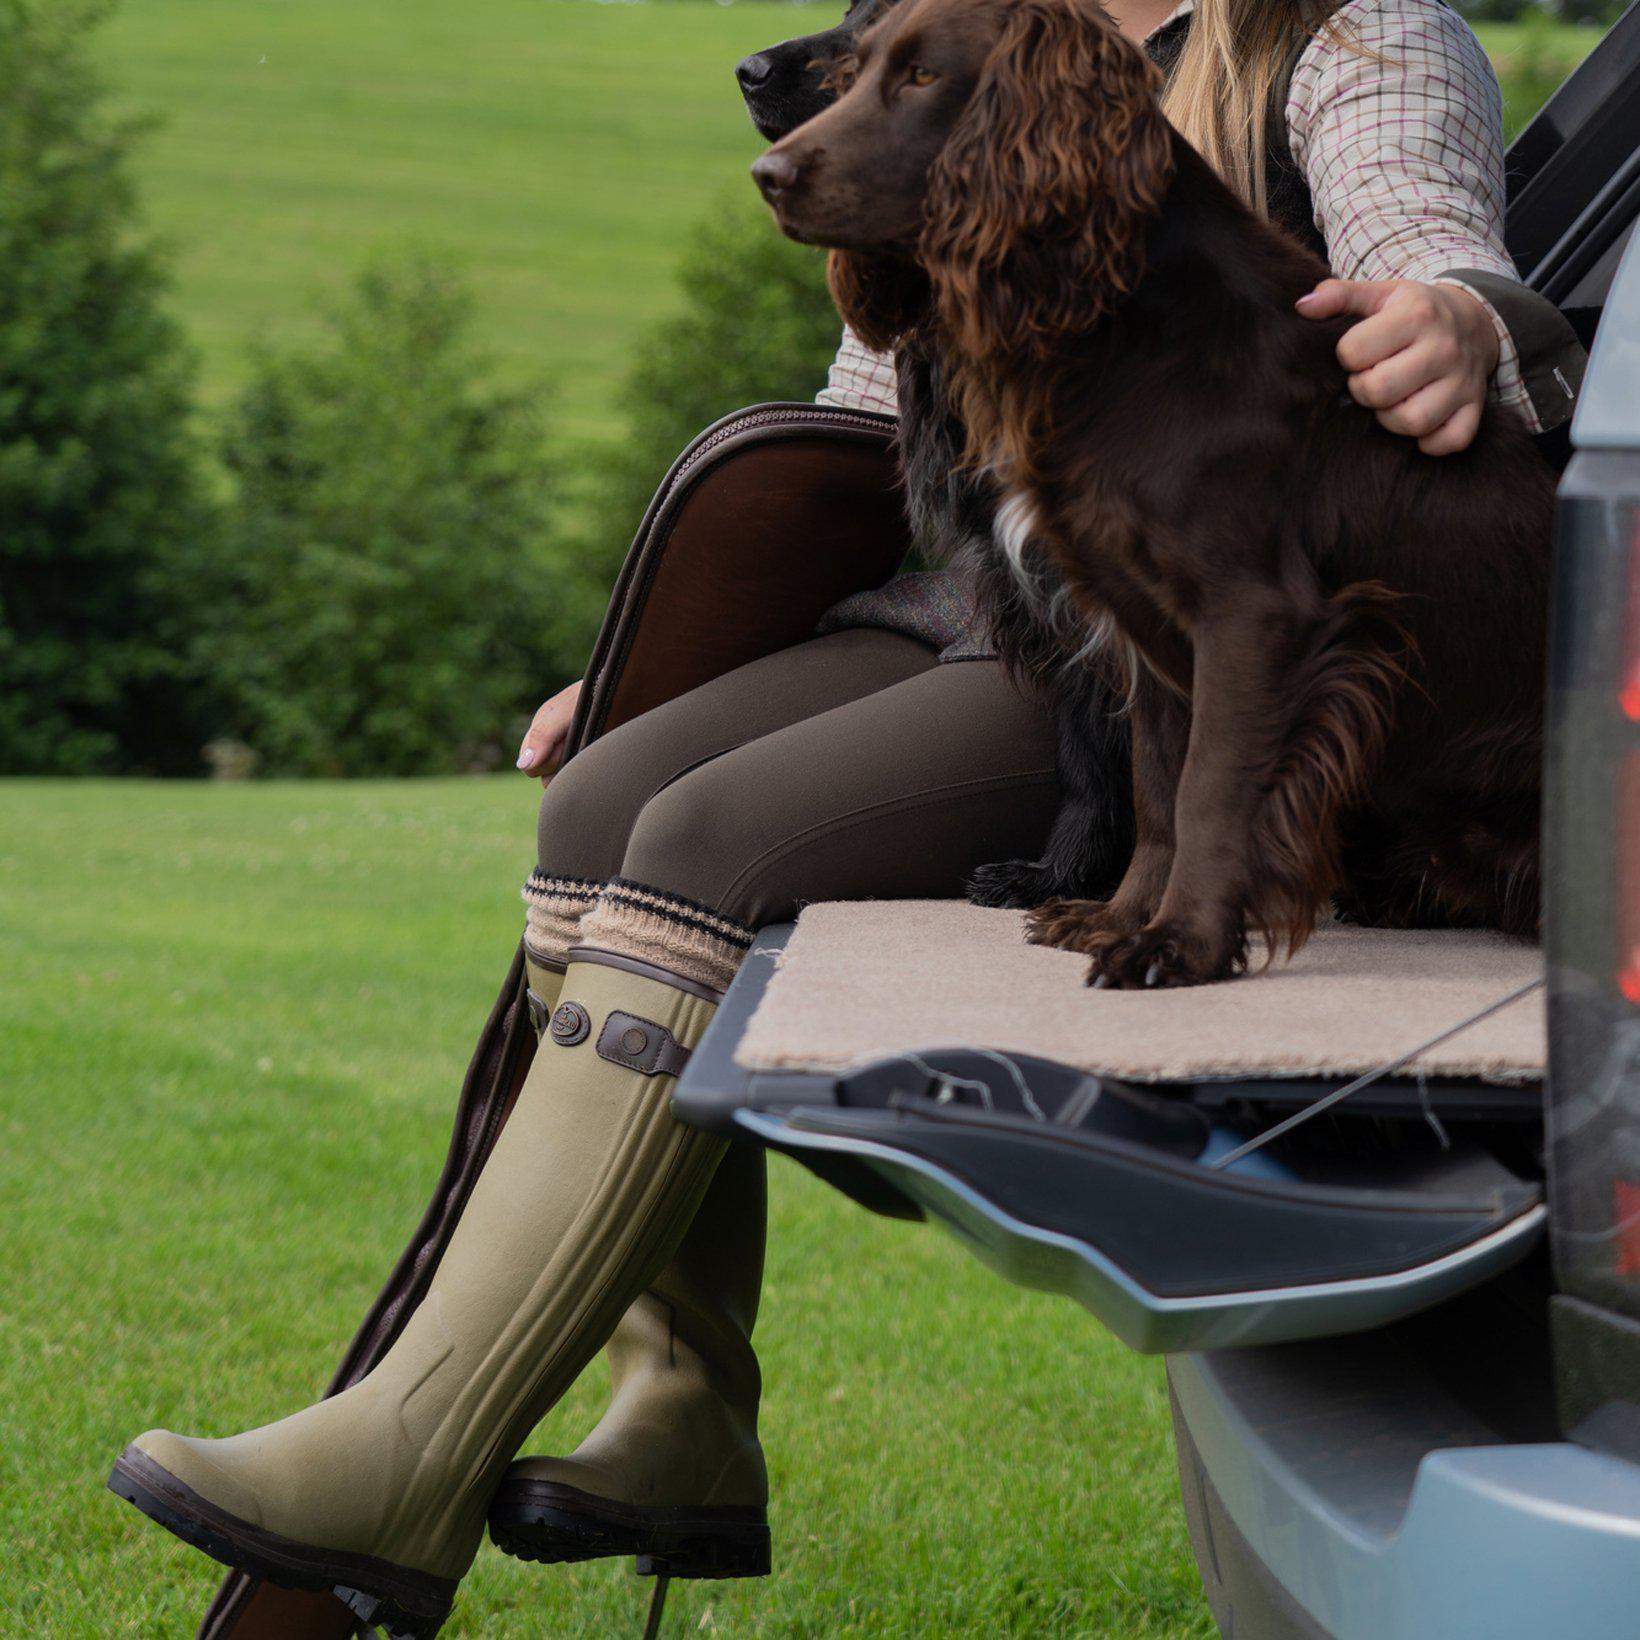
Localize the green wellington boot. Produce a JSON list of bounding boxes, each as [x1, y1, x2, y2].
[[487, 1139, 769, 1579], [108, 949, 726, 1640]]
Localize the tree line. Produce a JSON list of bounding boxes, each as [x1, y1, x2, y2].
[[0, 0, 839, 777]]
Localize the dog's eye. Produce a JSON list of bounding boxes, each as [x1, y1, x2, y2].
[[908, 64, 939, 86]]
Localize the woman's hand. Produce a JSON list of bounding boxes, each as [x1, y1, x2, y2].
[[516, 679, 583, 780], [1296, 279, 1501, 457]]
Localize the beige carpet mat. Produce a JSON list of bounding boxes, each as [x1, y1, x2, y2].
[[735, 902, 1545, 1084]]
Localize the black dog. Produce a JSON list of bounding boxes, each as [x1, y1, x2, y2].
[[736, 1, 897, 140], [738, 3, 1135, 910]]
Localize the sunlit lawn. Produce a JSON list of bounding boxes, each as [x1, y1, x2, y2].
[[99, 0, 811, 449], [0, 778, 1213, 1637]]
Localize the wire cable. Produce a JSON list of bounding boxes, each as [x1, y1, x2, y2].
[[1206, 975, 1544, 1171]]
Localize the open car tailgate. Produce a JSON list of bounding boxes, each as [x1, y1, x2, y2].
[[674, 925, 1546, 1355]]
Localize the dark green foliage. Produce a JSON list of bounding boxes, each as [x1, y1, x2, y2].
[[1557, 0, 1624, 21], [206, 261, 561, 776], [0, 0, 218, 773], [1460, 0, 1624, 24], [1547, 0, 1607, 22], [579, 197, 845, 606], [1454, 0, 1534, 23]]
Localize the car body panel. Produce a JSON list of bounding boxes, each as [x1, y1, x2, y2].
[[1171, 1349, 1640, 1640], [1567, 228, 1640, 448]]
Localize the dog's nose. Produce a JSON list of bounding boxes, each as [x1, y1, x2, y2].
[[736, 53, 773, 90], [751, 150, 802, 199]]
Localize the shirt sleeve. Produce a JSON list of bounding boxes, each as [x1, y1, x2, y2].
[[1286, 0, 1582, 431], [816, 326, 900, 415]]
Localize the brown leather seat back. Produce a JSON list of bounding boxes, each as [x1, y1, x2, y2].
[[568, 403, 905, 754]]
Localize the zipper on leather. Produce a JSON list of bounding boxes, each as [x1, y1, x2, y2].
[[667, 405, 892, 496]]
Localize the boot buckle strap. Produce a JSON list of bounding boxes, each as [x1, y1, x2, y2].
[[596, 1010, 691, 1078]]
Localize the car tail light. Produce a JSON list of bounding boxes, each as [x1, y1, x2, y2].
[[1548, 471, 1640, 1342], [1620, 751, 1640, 1004], [1614, 1178, 1640, 1277], [1619, 513, 1640, 1002], [1542, 305, 1640, 1431], [1624, 512, 1640, 722]]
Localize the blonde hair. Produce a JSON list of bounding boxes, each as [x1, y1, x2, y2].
[[1159, 0, 1350, 214]]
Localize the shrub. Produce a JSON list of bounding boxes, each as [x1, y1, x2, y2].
[[1555, 0, 1626, 24], [1455, 0, 1534, 23], [0, 0, 218, 774], [1462, 0, 1622, 34], [205, 260, 561, 777]]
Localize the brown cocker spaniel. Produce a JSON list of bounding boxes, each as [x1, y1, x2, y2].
[[753, 0, 1554, 989]]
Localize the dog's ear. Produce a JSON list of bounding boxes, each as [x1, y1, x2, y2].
[[826, 251, 930, 351], [921, 0, 1172, 440]]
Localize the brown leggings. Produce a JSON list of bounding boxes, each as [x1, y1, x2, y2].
[[536, 629, 1060, 931]]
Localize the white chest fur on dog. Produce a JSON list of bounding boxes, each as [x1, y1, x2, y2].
[[994, 488, 1039, 577], [994, 486, 1142, 694]]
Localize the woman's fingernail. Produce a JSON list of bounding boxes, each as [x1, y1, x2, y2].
[[1295, 292, 1318, 310], [517, 748, 537, 770]]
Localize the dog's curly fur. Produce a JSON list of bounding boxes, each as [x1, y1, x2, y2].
[[835, 2, 1175, 480]]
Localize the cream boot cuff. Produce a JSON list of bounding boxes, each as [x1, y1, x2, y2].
[[522, 870, 600, 968], [575, 879, 753, 995]]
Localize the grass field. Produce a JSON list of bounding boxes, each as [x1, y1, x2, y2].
[[99, 2, 1600, 449], [1476, 17, 1603, 138], [0, 778, 1214, 1638], [99, 0, 808, 446]]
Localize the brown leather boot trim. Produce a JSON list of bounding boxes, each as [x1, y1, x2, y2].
[[567, 945, 727, 1005], [595, 1010, 692, 1078]]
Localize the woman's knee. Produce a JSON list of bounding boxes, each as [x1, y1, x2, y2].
[[618, 761, 752, 913], [536, 722, 671, 879]]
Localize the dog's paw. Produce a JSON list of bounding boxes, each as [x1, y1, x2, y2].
[[970, 857, 1124, 909], [1024, 898, 1127, 953], [1081, 919, 1249, 990], [967, 859, 1057, 909]]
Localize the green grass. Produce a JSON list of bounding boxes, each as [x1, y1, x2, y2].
[[98, 0, 809, 447], [1475, 18, 1601, 140], [0, 778, 1213, 1638], [1475, 15, 1601, 69]]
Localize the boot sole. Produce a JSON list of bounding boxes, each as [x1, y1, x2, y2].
[[488, 1479, 770, 1578], [107, 1445, 458, 1639]]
